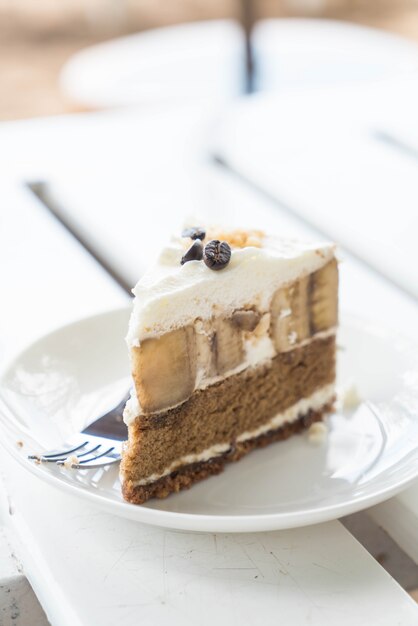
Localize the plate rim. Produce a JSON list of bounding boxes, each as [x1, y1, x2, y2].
[[1, 306, 418, 533]]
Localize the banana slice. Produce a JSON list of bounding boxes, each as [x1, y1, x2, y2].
[[213, 317, 244, 374], [132, 326, 196, 413], [289, 276, 310, 341], [194, 319, 216, 380], [310, 259, 338, 333], [270, 285, 291, 351], [270, 276, 310, 351]]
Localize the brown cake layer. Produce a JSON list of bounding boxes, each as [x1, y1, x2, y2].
[[122, 401, 333, 504], [121, 335, 336, 499]]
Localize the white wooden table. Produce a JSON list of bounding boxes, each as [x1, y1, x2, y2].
[[2, 20, 418, 626]]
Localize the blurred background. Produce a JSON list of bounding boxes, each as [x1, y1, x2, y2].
[[3, 0, 418, 119]]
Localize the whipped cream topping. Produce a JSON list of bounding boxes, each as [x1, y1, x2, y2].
[[126, 235, 335, 346], [125, 383, 335, 487]]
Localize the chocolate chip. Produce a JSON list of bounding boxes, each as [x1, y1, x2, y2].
[[203, 240, 231, 271], [232, 309, 261, 331], [181, 239, 203, 265], [181, 226, 206, 241]]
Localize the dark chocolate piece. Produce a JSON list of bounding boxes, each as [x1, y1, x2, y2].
[[181, 240, 203, 265]]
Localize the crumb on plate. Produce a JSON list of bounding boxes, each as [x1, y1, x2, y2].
[[307, 421, 328, 444]]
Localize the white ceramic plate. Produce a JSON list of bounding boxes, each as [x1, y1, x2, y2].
[[1, 307, 418, 533]]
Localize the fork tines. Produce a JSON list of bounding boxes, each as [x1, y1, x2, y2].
[[28, 439, 121, 469]]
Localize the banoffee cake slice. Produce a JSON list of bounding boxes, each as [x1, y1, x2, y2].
[[121, 227, 338, 504]]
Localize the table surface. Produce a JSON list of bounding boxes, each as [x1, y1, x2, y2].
[[2, 19, 418, 626]]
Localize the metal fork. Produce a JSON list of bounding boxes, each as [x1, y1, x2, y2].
[[0, 390, 129, 470], [28, 391, 130, 469], [28, 436, 123, 469]]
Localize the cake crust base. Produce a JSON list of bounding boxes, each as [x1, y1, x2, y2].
[[122, 401, 334, 505]]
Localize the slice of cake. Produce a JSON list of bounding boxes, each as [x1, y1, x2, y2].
[[121, 226, 338, 504]]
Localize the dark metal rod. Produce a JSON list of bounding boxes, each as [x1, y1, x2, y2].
[[241, 0, 256, 94]]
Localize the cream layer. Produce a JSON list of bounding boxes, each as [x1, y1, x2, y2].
[[125, 383, 335, 487], [127, 236, 335, 346]]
